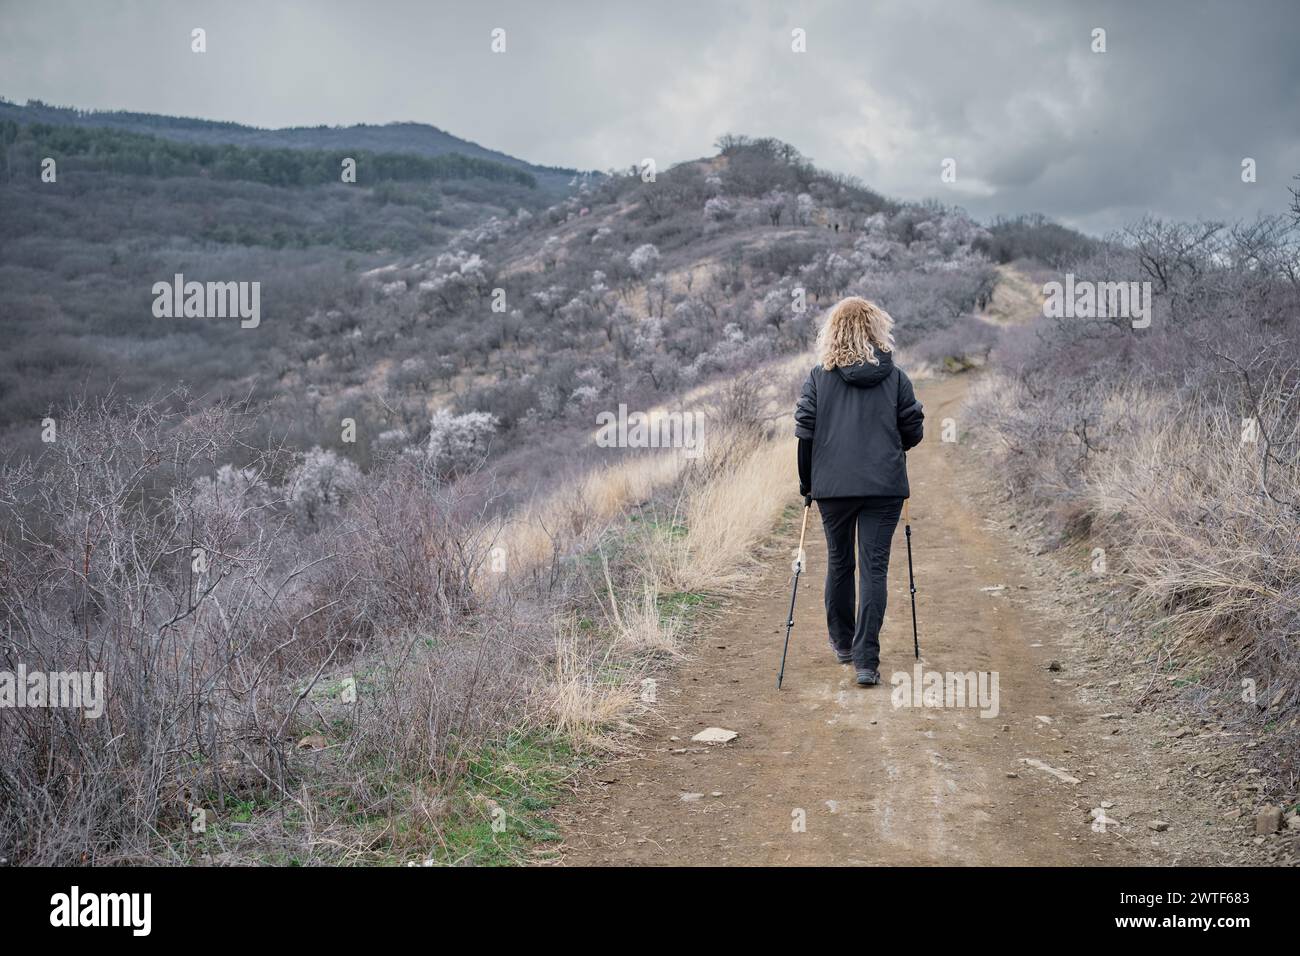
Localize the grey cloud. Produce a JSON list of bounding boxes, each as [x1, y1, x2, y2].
[[1, 0, 1296, 234]]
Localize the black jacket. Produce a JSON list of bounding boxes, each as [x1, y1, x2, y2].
[[794, 351, 924, 499]]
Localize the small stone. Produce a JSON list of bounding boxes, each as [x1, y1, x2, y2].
[[1148, 820, 1170, 832], [680, 792, 705, 802], [1020, 758, 1080, 785], [1100, 801, 1114, 809], [1285, 813, 1300, 830], [1254, 806, 1283, 835], [1005, 772, 1018, 778], [692, 727, 738, 744], [1047, 660, 1062, 671]]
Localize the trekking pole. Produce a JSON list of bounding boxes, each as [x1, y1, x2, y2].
[[776, 497, 812, 690], [904, 496, 920, 660]]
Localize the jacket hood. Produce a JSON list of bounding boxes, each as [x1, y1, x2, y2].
[[834, 350, 895, 388]]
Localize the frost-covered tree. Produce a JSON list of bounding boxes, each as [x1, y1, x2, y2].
[[426, 408, 499, 476], [628, 243, 661, 276], [541, 235, 563, 270], [286, 447, 362, 527], [191, 464, 267, 526], [531, 284, 570, 317], [704, 196, 734, 222], [795, 192, 815, 225], [375, 427, 410, 451], [646, 273, 670, 317], [419, 249, 494, 313], [762, 190, 791, 225], [567, 385, 602, 410]]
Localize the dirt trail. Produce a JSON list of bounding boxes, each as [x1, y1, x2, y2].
[[556, 373, 1198, 866]]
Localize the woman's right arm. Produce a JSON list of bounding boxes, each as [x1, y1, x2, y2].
[[797, 437, 812, 499]]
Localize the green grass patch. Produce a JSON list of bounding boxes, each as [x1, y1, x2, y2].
[[658, 589, 714, 622], [429, 730, 593, 866], [635, 515, 689, 539]]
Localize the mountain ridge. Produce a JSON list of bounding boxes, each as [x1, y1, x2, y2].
[[0, 97, 582, 193]]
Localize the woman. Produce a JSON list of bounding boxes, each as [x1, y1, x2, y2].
[[794, 297, 924, 687]]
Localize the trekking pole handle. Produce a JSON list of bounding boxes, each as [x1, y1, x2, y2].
[[795, 500, 810, 565]]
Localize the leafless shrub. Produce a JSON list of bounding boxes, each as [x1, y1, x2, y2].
[[344, 611, 543, 786], [0, 394, 317, 862], [322, 456, 481, 640]]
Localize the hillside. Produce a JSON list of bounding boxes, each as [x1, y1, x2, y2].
[[0, 109, 573, 451], [308, 135, 1007, 485], [0, 125, 1011, 471]]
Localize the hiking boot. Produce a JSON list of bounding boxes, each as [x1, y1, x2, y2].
[[829, 642, 852, 664], [855, 668, 880, 687]]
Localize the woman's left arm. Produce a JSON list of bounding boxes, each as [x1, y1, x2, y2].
[[794, 370, 817, 440], [794, 370, 817, 500], [897, 371, 925, 450]]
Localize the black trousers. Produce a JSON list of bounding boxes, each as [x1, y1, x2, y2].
[[816, 496, 904, 670]]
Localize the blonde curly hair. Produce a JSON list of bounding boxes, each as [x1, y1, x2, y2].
[[816, 296, 895, 370]]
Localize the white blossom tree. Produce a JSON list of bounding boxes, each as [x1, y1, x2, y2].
[[426, 409, 499, 476], [286, 447, 362, 527], [628, 243, 661, 276]]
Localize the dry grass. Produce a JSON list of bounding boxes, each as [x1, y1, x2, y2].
[[543, 622, 642, 749], [1084, 385, 1300, 649], [479, 449, 687, 587], [605, 572, 687, 658], [656, 435, 795, 593], [535, 428, 794, 749]]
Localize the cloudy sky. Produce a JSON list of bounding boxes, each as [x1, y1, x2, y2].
[[3, 0, 1298, 234]]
